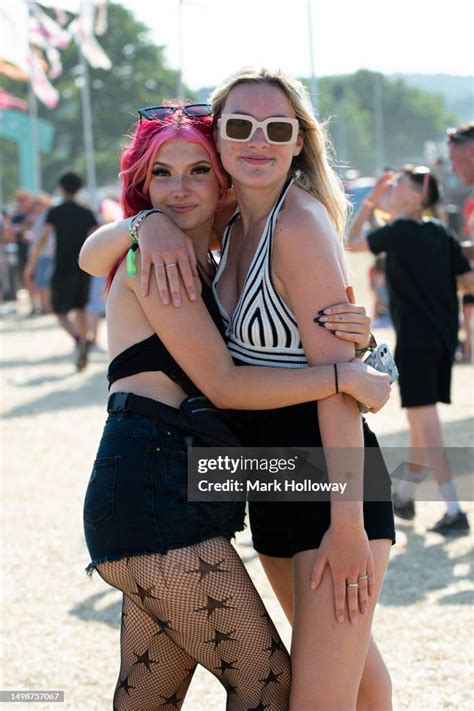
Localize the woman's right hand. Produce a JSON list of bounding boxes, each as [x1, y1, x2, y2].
[[138, 213, 198, 305], [339, 359, 390, 413], [368, 172, 394, 208]]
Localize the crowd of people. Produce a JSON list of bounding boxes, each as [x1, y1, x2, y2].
[[1, 65, 472, 707], [0, 174, 118, 370]]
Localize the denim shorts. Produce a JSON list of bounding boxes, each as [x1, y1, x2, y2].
[[83, 411, 246, 573], [34, 256, 54, 289]]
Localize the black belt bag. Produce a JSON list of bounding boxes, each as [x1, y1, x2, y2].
[[107, 392, 244, 447]]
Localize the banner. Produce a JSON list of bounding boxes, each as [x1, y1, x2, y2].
[[68, 0, 111, 70], [0, 87, 28, 111]]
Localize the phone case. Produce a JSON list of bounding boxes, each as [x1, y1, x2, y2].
[[364, 343, 399, 384], [358, 343, 398, 414]]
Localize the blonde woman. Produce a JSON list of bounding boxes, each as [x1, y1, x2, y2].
[[81, 68, 395, 710]]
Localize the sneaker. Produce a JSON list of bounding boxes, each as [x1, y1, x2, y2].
[[392, 493, 416, 520], [76, 338, 92, 371], [428, 511, 470, 536]]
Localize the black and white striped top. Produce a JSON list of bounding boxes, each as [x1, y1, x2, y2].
[[213, 179, 308, 368]]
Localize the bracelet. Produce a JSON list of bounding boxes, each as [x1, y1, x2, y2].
[[355, 331, 377, 356], [363, 198, 375, 210], [334, 363, 339, 394], [128, 208, 163, 243], [126, 209, 163, 277]]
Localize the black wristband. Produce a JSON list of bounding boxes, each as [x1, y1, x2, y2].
[[334, 363, 339, 394]]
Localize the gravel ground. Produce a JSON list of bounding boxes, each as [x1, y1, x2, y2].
[[1, 303, 473, 711]]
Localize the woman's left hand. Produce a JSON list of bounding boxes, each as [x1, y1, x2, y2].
[[310, 523, 375, 625], [314, 285, 371, 350]]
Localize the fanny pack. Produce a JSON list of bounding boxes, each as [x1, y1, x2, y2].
[[107, 392, 246, 447]]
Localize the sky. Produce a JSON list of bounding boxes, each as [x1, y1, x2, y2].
[[120, 0, 474, 90]]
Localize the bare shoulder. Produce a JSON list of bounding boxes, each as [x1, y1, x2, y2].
[[275, 185, 343, 262]]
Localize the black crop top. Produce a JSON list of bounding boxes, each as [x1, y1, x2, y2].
[[107, 276, 227, 393]]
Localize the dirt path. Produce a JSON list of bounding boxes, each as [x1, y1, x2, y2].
[[1, 307, 472, 710]]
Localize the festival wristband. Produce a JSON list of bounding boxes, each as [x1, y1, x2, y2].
[[126, 209, 163, 277]]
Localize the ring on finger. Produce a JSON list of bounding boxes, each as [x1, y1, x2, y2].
[[153, 262, 164, 267], [347, 582, 359, 588], [165, 263, 177, 270], [358, 575, 369, 582]]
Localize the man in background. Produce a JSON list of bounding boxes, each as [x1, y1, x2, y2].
[[448, 122, 474, 362], [25, 172, 97, 370], [448, 122, 474, 186]]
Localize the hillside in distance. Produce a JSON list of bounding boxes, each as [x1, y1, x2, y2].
[[391, 74, 473, 124]]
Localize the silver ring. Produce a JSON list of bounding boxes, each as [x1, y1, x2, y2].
[[347, 582, 359, 588], [358, 575, 369, 581], [153, 262, 164, 267], [165, 263, 177, 270]]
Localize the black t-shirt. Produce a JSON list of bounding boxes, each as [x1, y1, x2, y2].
[[367, 219, 471, 354], [46, 200, 97, 274]]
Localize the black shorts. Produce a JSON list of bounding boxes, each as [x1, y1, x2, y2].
[[395, 346, 452, 408], [463, 294, 474, 306], [51, 271, 90, 314], [249, 500, 395, 558], [248, 406, 395, 558]]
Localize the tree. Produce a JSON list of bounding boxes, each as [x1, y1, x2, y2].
[[309, 70, 456, 176], [1, 2, 189, 201]]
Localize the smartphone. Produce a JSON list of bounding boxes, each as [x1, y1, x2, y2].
[[364, 343, 399, 384], [359, 343, 398, 414]]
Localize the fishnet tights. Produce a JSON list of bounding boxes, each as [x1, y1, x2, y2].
[[97, 537, 290, 710]]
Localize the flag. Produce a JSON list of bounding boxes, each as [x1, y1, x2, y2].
[[28, 49, 59, 109], [95, 0, 108, 36], [29, 3, 72, 80], [32, 0, 81, 11], [0, 59, 28, 81], [29, 3, 71, 50], [0, 87, 28, 111], [0, 0, 29, 72], [67, 0, 111, 70]]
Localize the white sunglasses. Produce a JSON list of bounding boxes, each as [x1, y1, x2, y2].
[[219, 114, 300, 145]]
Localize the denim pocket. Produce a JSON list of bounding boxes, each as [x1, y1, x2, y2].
[[83, 456, 119, 529]]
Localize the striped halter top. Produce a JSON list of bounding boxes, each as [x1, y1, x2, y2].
[[213, 179, 308, 368]]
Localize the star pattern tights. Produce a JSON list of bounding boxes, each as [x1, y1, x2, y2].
[[96, 537, 290, 710]]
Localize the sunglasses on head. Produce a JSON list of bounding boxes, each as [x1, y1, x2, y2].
[[138, 104, 213, 122], [219, 114, 300, 145]]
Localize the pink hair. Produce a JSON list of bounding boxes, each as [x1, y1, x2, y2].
[[120, 113, 228, 217], [106, 110, 228, 292]]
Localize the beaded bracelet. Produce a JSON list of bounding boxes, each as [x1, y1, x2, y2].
[[126, 209, 163, 276]]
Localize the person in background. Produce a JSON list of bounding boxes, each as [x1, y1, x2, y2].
[[85, 197, 122, 350], [347, 166, 474, 535], [0, 209, 16, 303], [368, 255, 391, 327], [448, 122, 474, 187], [448, 122, 474, 363], [25, 172, 97, 371], [11, 190, 34, 288], [24, 193, 54, 315]]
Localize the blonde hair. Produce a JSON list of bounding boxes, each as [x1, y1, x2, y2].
[[210, 66, 348, 238]]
